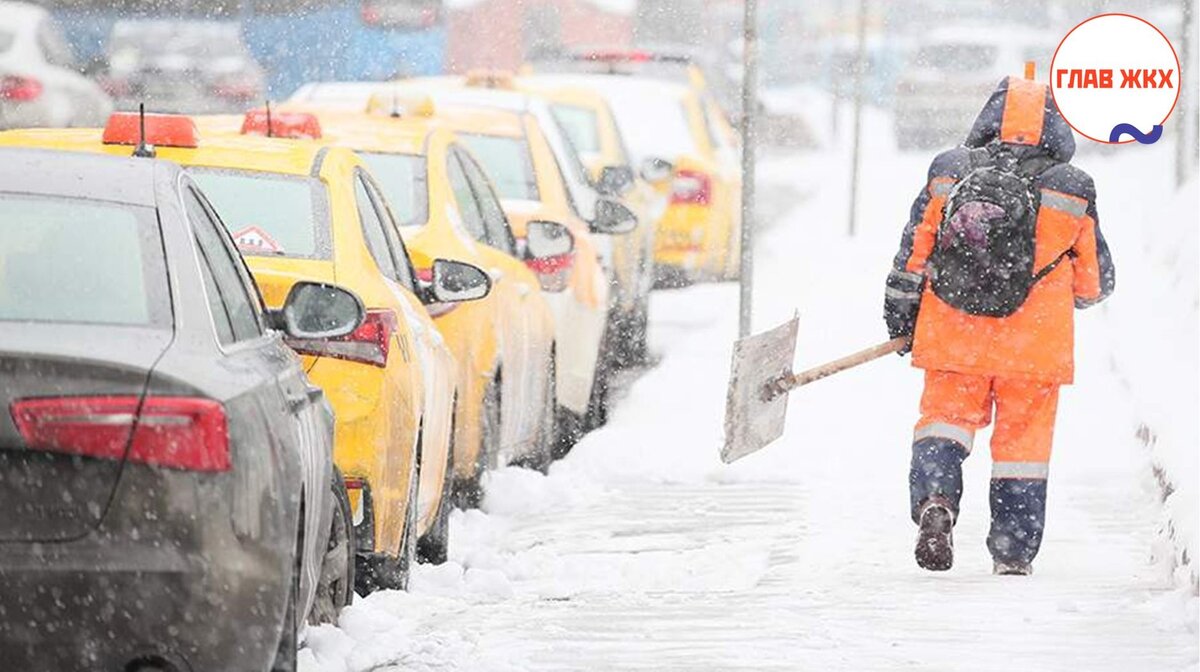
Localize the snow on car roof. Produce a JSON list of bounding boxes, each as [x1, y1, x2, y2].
[[445, 0, 633, 15]]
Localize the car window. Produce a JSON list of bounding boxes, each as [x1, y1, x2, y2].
[[459, 133, 540, 201], [358, 152, 429, 229], [551, 104, 601, 155], [184, 188, 263, 344], [699, 95, 725, 152], [190, 170, 327, 259], [0, 31, 14, 54], [603, 88, 699, 163], [354, 173, 402, 281], [358, 170, 416, 291], [37, 19, 76, 69], [0, 193, 169, 327], [446, 149, 488, 242], [456, 149, 515, 256]]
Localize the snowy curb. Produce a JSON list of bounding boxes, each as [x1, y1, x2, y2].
[[1138, 423, 1199, 595]]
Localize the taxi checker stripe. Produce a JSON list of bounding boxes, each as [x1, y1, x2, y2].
[[993, 461, 1050, 480], [914, 422, 974, 451], [1040, 189, 1087, 217]]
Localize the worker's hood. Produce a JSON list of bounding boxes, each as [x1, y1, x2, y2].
[[964, 76, 1076, 162]]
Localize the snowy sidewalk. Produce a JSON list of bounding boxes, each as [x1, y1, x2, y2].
[[301, 126, 1198, 672]]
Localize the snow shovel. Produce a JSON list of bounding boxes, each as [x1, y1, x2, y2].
[[721, 315, 908, 463]]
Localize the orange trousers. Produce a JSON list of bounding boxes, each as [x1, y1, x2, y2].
[[916, 370, 1059, 472], [910, 370, 1060, 564]]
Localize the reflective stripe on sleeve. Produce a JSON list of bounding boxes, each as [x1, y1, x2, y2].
[[1040, 189, 1087, 217], [885, 286, 921, 300], [914, 422, 975, 452], [992, 461, 1050, 480], [929, 179, 955, 197]]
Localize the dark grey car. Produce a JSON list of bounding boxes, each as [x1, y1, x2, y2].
[[0, 148, 359, 671]]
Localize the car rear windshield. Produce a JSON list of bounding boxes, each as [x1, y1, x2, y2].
[[0, 194, 169, 327], [460, 134, 539, 201], [190, 169, 329, 259], [551, 104, 601, 155], [604, 91, 698, 163], [358, 152, 429, 228], [0, 31, 13, 54]]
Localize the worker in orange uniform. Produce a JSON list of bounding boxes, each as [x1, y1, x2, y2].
[[883, 76, 1116, 575]]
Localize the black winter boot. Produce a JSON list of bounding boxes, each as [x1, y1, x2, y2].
[[915, 498, 955, 571]]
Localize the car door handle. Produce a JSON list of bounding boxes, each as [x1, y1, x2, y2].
[[488, 268, 504, 282], [517, 284, 531, 298]]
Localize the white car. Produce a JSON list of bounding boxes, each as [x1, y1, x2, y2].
[[0, 1, 111, 129], [893, 26, 1057, 150]]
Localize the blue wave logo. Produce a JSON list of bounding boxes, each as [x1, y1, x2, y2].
[[1108, 123, 1164, 144]]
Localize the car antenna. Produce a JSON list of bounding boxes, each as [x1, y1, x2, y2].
[[132, 103, 156, 158], [391, 87, 401, 118], [265, 100, 274, 138]]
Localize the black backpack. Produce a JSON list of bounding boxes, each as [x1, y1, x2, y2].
[[928, 144, 1071, 317]]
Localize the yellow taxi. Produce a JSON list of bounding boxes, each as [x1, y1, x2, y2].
[[521, 72, 744, 285], [276, 108, 562, 503], [510, 75, 668, 362], [372, 84, 639, 432], [0, 111, 489, 589]]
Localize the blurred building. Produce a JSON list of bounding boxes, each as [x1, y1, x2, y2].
[[445, 0, 634, 72]]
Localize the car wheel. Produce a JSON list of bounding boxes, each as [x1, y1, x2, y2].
[[453, 376, 499, 510], [584, 327, 613, 431], [417, 405, 456, 565], [309, 468, 355, 625], [270, 526, 301, 672]]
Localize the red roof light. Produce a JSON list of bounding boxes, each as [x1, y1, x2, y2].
[[102, 112, 199, 149], [241, 109, 322, 140]]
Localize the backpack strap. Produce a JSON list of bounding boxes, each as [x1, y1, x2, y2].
[[1031, 249, 1077, 283]]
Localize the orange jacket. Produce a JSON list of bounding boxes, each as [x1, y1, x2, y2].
[[892, 77, 1115, 384]]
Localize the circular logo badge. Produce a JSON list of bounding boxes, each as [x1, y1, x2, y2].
[[1050, 13, 1180, 144]]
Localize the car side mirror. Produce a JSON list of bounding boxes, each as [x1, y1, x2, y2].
[[639, 156, 673, 183], [525, 221, 575, 259], [596, 165, 635, 196], [273, 281, 365, 339], [590, 198, 638, 235], [426, 259, 491, 304]]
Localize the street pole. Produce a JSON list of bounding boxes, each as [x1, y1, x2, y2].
[[737, 0, 759, 338], [846, 0, 868, 236], [1177, 0, 1195, 187]]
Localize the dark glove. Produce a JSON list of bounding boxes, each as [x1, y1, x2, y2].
[[884, 269, 924, 354]]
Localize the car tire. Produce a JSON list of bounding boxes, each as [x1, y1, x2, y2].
[[417, 405, 456, 565], [309, 468, 355, 625], [615, 303, 649, 368], [453, 377, 499, 510], [270, 525, 302, 672], [584, 327, 613, 431]]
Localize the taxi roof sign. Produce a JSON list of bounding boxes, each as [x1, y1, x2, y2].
[[102, 112, 199, 149], [241, 109, 322, 140]]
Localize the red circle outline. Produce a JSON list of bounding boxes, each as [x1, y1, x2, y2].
[[1049, 12, 1182, 145]]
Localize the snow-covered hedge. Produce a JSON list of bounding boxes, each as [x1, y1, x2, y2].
[[1107, 177, 1198, 592]]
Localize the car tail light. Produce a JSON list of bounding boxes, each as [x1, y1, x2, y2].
[[241, 109, 322, 140], [518, 238, 574, 292], [0, 75, 43, 102], [102, 112, 199, 148], [670, 170, 712, 206], [360, 3, 381, 25], [10, 396, 229, 472], [288, 308, 397, 367], [414, 268, 459, 318]]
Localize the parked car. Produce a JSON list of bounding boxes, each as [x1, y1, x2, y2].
[[0, 112, 484, 590], [375, 84, 643, 431], [893, 26, 1057, 150], [530, 73, 743, 286], [305, 108, 562, 496], [0, 145, 359, 670], [100, 19, 266, 115], [0, 0, 111, 129]]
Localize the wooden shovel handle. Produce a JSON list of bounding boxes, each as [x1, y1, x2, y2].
[[769, 336, 909, 397]]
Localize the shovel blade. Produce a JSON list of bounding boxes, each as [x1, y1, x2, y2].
[[721, 315, 799, 463]]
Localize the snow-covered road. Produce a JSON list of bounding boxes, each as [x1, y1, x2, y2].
[[301, 109, 1199, 672]]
